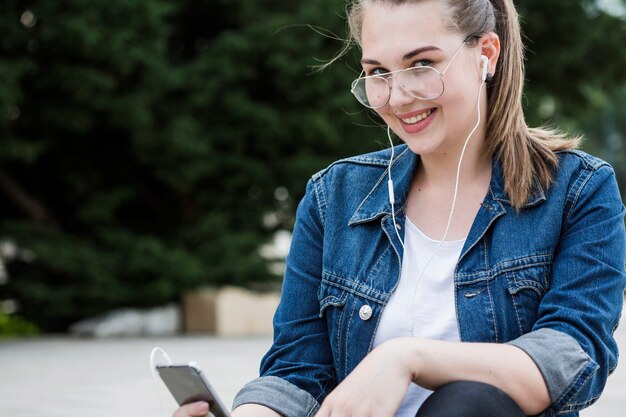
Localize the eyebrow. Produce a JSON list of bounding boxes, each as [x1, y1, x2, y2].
[[361, 46, 441, 65]]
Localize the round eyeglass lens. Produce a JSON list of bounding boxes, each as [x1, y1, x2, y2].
[[397, 67, 444, 100], [351, 76, 387, 108], [351, 66, 444, 109]]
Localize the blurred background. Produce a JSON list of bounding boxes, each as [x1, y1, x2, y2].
[[0, 0, 625, 337]]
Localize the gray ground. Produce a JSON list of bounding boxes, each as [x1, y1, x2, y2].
[[1, 317, 624, 417]]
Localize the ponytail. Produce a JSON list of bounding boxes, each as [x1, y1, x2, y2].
[[485, 0, 580, 210]]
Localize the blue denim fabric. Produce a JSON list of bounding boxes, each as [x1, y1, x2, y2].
[[233, 145, 626, 417]]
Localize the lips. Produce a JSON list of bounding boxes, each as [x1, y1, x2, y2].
[[397, 108, 437, 134]]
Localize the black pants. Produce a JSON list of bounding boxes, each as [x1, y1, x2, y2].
[[415, 381, 527, 417]]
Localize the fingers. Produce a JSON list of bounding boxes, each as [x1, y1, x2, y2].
[[173, 401, 209, 417]]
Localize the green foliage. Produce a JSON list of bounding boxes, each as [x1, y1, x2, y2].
[[0, 0, 375, 331], [519, 1, 625, 121], [1, 0, 624, 331], [517, 0, 626, 190], [0, 312, 39, 338]]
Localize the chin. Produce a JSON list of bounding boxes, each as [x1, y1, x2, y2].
[[406, 143, 440, 156], [395, 133, 443, 156]]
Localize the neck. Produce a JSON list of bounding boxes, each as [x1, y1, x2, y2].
[[417, 129, 492, 188]]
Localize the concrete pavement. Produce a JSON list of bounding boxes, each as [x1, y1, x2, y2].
[[0, 336, 270, 417], [1, 317, 625, 417]]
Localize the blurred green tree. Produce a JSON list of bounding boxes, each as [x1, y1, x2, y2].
[[0, 0, 376, 331], [0, 0, 624, 331], [518, 0, 626, 191]]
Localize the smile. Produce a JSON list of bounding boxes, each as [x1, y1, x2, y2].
[[401, 109, 434, 125]]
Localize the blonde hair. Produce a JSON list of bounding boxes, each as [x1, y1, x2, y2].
[[342, 0, 581, 210]]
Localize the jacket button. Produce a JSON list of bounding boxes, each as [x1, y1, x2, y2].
[[359, 305, 373, 321]]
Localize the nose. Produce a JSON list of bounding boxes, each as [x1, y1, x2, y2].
[[387, 75, 415, 108]]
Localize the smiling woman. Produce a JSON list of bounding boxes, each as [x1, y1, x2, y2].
[[173, 1, 626, 417]]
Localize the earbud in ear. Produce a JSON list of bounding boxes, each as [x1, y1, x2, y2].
[[480, 55, 489, 82]]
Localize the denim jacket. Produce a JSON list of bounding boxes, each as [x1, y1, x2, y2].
[[234, 145, 626, 417]]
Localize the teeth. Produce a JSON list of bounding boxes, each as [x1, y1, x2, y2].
[[402, 109, 433, 124]]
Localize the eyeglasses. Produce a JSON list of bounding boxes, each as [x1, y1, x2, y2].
[[350, 37, 472, 109]]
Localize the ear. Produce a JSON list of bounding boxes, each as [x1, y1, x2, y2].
[[479, 32, 501, 76]]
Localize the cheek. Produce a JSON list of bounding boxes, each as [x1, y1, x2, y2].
[[441, 67, 481, 102], [439, 80, 475, 110], [374, 108, 394, 124]]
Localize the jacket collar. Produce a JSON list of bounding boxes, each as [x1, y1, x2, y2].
[[488, 156, 546, 208], [349, 145, 546, 226], [349, 145, 416, 226]]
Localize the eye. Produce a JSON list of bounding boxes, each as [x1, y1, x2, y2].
[[412, 59, 433, 67], [366, 67, 390, 77]]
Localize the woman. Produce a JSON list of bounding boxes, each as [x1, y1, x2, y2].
[[175, 0, 626, 416]]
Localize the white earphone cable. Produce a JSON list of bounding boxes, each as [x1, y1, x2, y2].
[[387, 133, 406, 251], [387, 71, 487, 335], [150, 347, 173, 417]]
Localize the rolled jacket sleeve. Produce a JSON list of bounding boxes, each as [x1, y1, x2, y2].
[[508, 328, 599, 413], [508, 163, 626, 416], [233, 376, 320, 417]]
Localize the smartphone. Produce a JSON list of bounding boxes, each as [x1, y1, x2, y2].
[[156, 363, 232, 417]]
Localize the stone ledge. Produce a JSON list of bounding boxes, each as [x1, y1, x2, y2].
[[182, 286, 280, 336]]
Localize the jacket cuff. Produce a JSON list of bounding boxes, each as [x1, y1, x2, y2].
[[507, 328, 599, 410], [232, 376, 320, 417]]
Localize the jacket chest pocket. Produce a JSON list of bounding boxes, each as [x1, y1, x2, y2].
[[504, 264, 550, 335], [318, 276, 385, 381]]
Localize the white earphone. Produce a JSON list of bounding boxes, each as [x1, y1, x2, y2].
[[481, 55, 489, 82]]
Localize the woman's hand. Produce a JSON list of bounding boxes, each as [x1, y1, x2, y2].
[[314, 339, 417, 417], [172, 401, 209, 417]]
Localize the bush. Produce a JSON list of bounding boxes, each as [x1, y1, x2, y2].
[[0, 312, 39, 338], [0, 0, 374, 331]]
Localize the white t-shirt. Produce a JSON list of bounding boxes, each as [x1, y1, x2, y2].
[[372, 217, 465, 417]]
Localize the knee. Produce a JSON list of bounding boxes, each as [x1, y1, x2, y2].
[[416, 381, 526, 417]]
